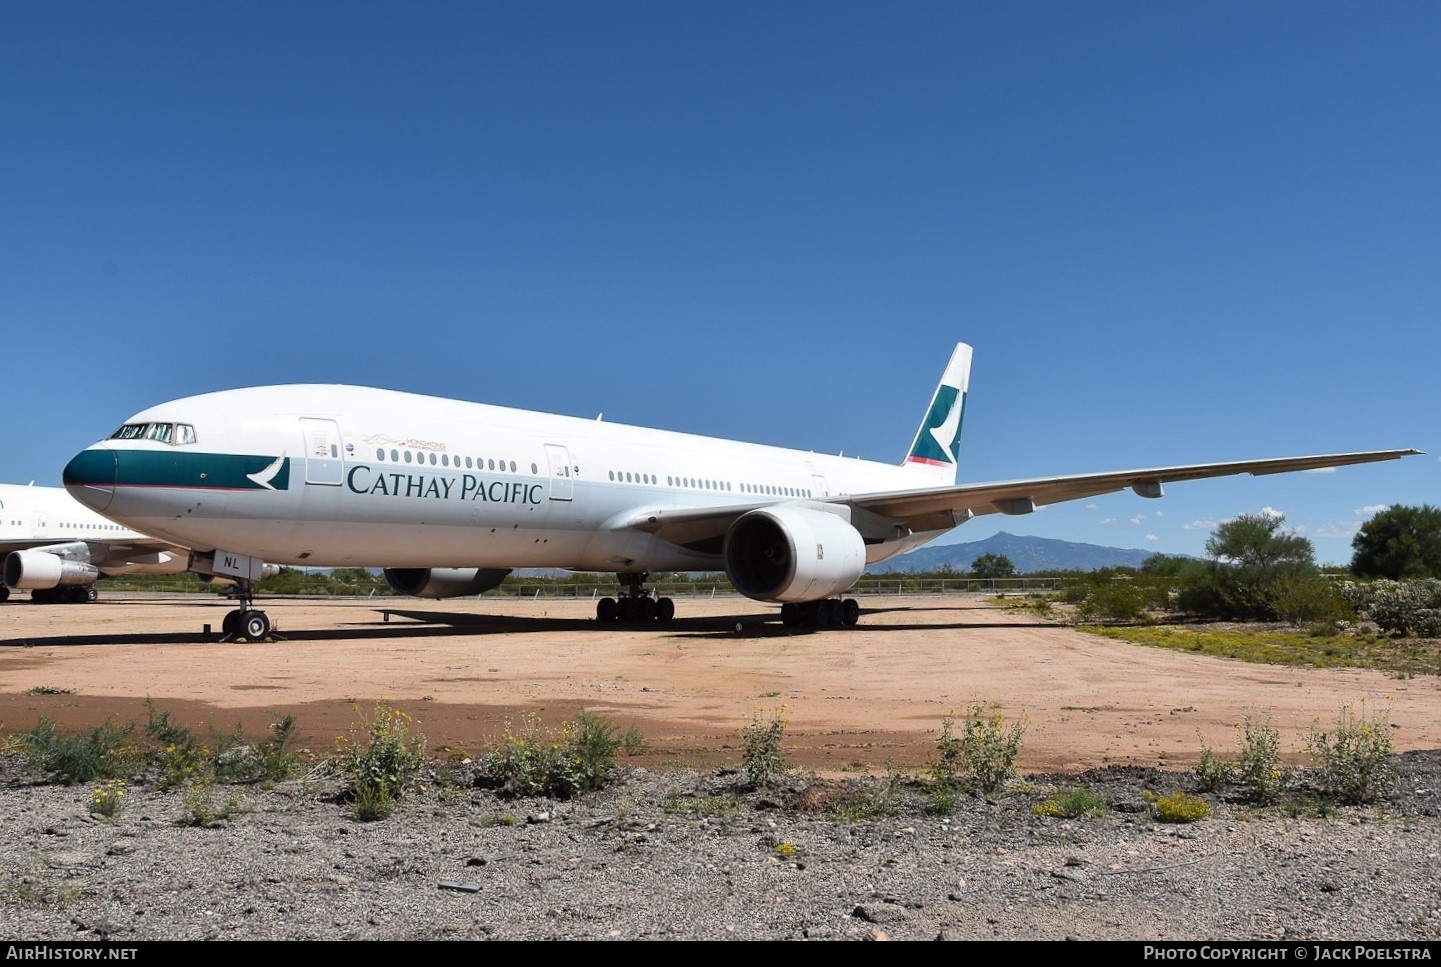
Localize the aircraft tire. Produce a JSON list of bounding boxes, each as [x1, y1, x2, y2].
[[0, 585, 9, 602], [617, 597, 637, 623], [84, 586, 98, 603], [841, 598, 859, 626], [597, 597, 618, 622], [223, 609, 241, 637], [240, 610, 271, 641], [637, 596, 657, 622], [813, 599, 833, 626], [656, 597, 675, 621]]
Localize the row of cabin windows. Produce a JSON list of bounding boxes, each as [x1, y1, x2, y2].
[[1, 520, 128, 531], [375, 449, 529, 474], [604, 471, 810, 499]]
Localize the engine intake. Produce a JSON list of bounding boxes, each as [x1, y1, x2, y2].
[[723, 505, 865, 603], [384, 567, 512, 599], [4, 549, 100, 589]]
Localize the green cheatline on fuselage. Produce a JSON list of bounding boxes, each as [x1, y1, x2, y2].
[[907, 385, 965, 466], [64, 448, 291, 492]]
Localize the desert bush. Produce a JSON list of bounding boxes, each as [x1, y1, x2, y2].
[[1267, 576, 1354, 626], [180, 773, 245, 826], [478, 709, 627, 798], [23, 717, 141, 785], [1306, 699, 1397, 805], [1076, 580, 1150, 623], [932, 703, 1026, 797], [1236, 713, 1289, 805], [337, 700, 426, 820], [1143, 789, 1209, 823], [1032, 787, 1107, 818], [740, 707, 791, 788], [89, 779, 127, 818], [1195, 735, 1236, 792]]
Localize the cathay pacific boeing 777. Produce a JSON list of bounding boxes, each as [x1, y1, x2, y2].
[[61, 343, 1420, 639]]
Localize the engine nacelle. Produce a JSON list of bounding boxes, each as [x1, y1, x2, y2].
[[723, 505, 866, 603], [4, 550, 100, 589], [384, 567, 512, 599]]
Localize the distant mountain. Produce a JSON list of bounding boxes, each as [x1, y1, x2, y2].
[[866, 531, 1170, 574]]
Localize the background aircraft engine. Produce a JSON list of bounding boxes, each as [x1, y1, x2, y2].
[[383, 567, 513, 599], [3, 549, 100, 589], [723, 506, 866, 603]]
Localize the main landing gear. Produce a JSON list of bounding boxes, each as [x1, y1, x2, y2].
[[781, 597, 860, 628], [595, 572, 676, 624], [28, 585, 98, 604], [220, 582, 279, 642]]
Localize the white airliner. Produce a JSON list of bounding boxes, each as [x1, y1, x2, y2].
[[0, 482, 192, 602], [61, 343, 1419, 639]]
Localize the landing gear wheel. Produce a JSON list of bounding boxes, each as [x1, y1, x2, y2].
[[841, 598, 860, 626], [0, 586, 8, 602], [637, 596, 658, 622], [813, 599, 833, 626], [656, 597, 675, 622], [597, 597, 618, 622], [618, 597, 637, 623], [223, 610, 241, 636], [240, 610, 271, 641], [84, 586, 98, 603]]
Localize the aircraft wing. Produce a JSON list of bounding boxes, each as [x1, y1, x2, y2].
[[848, 449, 1425, 532], [0, 536, 191, 574], [622, 449, 1423, 553]]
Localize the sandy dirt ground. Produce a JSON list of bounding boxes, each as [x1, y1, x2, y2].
[[2, 592, 1438, 774]]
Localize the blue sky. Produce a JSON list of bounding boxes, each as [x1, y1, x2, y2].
[[3, 2, 1436, 566]]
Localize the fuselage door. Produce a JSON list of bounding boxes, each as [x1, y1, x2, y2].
[[544, 444, 573, 501], [812, 474, 830, 498], [300, 418, 344, 486]]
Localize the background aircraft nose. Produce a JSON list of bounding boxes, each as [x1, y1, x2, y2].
[[63, 448, 117, 513]]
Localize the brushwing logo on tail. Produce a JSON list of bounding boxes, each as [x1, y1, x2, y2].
[[907, 386, 965, 467]]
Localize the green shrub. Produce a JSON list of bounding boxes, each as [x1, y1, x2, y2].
[[1032, 787, 1107, 818], [1143, 789, 1209, 823], [1236, 713, 1289, 805], [23, 717, 141, 785], [1306, 700, 1397, 805], [932, 703, 1026, 797], [478, 709, 627, 798], [740, 707, 791, 788], [89, 779, 127, 818], [1076, 581, 1149, 623], [180, 773, 245, 826], [1267, 576, 1353, 626], [1195, 738, 1236, 792], [337, 700, 426, 819]]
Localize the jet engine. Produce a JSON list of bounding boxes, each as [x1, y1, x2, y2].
[[723, 505, 866, 603], [3, 547, 99, 589], [384, 567, 513, 599]]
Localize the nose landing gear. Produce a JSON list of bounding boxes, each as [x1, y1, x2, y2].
[[219, 581, 282, 642]]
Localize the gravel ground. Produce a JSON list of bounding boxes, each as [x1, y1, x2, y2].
[[3, 751, 1441, 941]]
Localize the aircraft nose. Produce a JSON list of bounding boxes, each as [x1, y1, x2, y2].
[[63, 447, 117, 513]]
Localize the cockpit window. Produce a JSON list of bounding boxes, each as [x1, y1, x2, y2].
[[109, 422, 197, 446]]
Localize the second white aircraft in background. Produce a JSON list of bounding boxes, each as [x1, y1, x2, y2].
[[1, 482, 196, 603], [61, 343, 1420, 638]]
